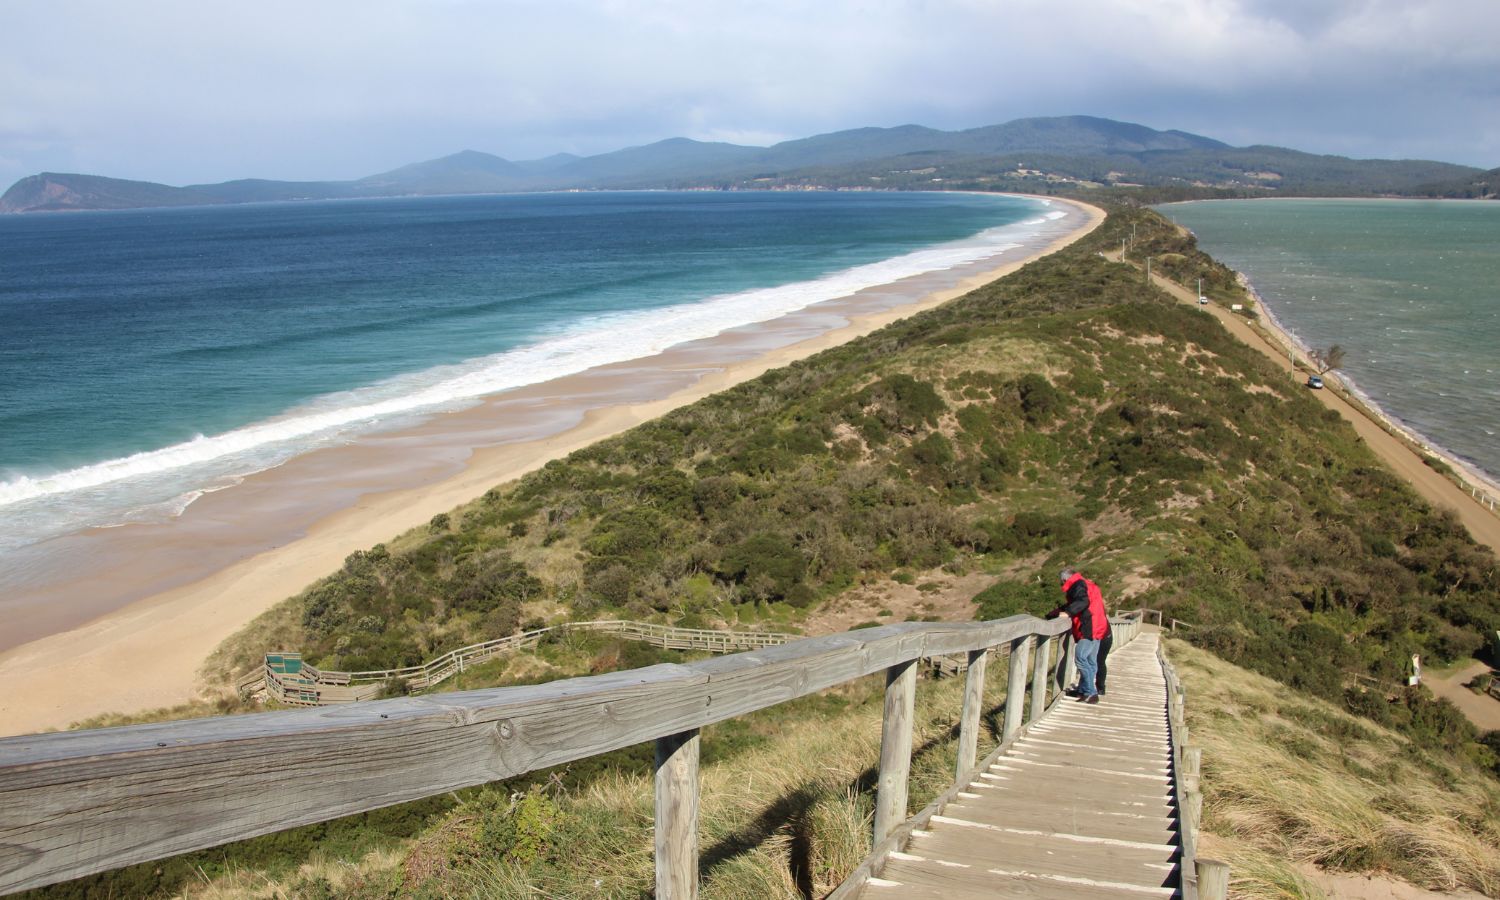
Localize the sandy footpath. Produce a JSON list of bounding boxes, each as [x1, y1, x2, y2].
[[0, 199, 1105, 737]]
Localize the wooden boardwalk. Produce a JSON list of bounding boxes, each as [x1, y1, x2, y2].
[[859, 632, 1181, 898]]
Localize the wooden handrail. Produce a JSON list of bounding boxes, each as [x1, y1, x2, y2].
[[258, 619, 797, 705], [1, 615, 1063, 893], [0, 611, 1168, 895]]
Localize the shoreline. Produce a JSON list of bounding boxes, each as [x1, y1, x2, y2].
[[1158, 197, 1500, 503], [1117, 249, 1500, 554], [0, 197, 1106, 737], [1236, 276, 1500, 503]]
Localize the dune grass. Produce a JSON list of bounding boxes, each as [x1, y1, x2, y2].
[[1170, 638, 1500, 897], [108, 651, 1014, 899]]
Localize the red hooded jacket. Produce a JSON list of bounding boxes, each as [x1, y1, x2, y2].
[[1059, 573, 1109, 640]]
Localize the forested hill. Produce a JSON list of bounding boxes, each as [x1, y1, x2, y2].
[[215, 205, 1500, 773], [2, 115, 1482, 211], [1414, 165, 1499, 199]]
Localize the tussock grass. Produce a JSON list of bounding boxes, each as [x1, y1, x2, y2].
[[151, 655, 1015, 899], [434, 661, 1007, 899], [1171, 638, 1500, 896]]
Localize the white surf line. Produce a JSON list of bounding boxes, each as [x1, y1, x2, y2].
[[930, 816, 1178, 852], [983, 866, 1178, 896], [993, 758, 1172, 781]]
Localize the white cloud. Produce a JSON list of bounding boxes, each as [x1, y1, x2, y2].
[[1, 0, 1497, 187]]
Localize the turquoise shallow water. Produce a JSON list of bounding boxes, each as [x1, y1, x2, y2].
[[0, 191, 1056, 552], [1161, 199, 1500, 483]]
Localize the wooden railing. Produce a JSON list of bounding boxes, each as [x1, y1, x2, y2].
[[1161, 635, 1230, 899], [0, 612, 1160, 896], [256, 620, 796, 705]]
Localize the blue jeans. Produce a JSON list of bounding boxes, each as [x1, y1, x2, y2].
[[1075, 638, 1101, 698]]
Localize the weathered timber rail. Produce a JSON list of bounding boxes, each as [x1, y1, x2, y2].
[[256, 619, 796, 705], [0, 609, 1222, 897]]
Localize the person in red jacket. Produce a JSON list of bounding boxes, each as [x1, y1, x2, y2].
[[1046, 567, 1111, 703]]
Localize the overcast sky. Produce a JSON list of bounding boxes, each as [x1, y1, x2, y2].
[[3, 0, 1497, 188]]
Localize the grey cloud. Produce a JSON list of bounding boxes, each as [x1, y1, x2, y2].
[[1, 0, 1497, 189]]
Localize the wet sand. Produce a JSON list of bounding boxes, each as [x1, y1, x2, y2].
[[0, 197, 1105, 736]]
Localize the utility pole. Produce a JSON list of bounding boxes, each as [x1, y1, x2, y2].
[[1130, 223, 1136, 248], [1145, 256, 1151, 284]]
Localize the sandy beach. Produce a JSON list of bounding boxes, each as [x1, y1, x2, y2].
[[0, 197, 1105, 737]]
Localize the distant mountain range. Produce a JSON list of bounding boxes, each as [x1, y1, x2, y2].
[[1, 115, 1487, 213]]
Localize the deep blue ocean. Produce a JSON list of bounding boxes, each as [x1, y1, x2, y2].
[[1162, 199, 1500, 486], [0, 190, 1053, 551]]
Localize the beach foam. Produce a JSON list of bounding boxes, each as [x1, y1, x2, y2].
[[0, 216, 1056, 551]]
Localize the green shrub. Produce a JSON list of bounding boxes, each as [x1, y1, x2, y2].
[[719, 533, 807, 603]]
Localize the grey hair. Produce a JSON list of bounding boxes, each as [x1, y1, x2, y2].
[[1059, 568, 1077, 584]]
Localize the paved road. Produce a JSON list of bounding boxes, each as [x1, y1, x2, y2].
[[1426, 662, 1500, 731]]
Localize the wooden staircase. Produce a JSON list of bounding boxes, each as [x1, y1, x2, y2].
[[858, 632, 1184, 898]]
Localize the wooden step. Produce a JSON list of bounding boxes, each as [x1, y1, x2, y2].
[[906, 819, 1180, 886], [943, 797, 1179, 844], [1006, 747, 1171, 776], [1016, 735, 1173, 762], [869, 855, 1180, 898], [970, 774, 1176, 815]]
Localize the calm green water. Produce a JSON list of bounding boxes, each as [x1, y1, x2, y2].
[[1162, 199, 1500, 483]]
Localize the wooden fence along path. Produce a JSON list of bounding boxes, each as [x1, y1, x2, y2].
[[843, 631, 1223, 898], [0, 611, 1226, 897], [253, 619, 797, 705]]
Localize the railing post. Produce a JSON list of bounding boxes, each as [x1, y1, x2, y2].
[[1029, 634, 1051, 722], [955, 648, 988, 779], [874, 660, 917, 845], [1060, 633, 1077, 695], [655, 728, 700, 900], [1182, 746, 1202, 794], [1184, 788, 1203, 848], [1002, 636, 1031, 743], [1197, 859, 1231, 900]]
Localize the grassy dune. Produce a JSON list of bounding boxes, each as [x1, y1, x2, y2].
[[1172, 637, 1500, 898]]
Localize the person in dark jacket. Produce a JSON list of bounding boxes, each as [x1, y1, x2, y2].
[[1045, 568, 1111, 703]]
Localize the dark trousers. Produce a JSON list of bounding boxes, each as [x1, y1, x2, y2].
[[1097, 631, 1114, 694]]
